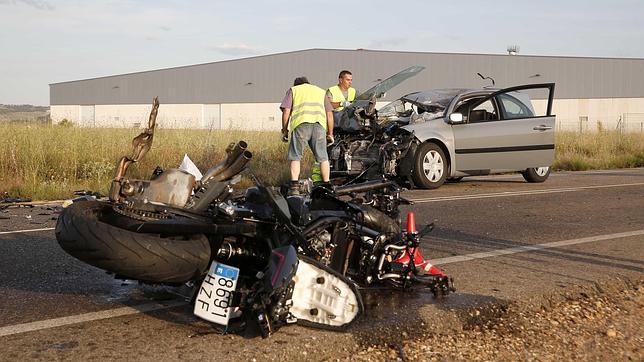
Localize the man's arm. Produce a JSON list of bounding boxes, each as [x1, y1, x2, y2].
[[281, 108, 291, 134], [324, 96, 334, 136], [326, 110, 334, 145], [280, 89, 293, 136]]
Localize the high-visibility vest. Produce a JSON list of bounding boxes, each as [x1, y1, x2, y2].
[[289, 84, 327, 131], [327, 85, 356, 110]]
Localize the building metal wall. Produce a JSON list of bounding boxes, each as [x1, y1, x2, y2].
[[51, 98, 644, 131], [50, 49, 644, 106]]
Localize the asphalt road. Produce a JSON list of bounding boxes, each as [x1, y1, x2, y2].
[[0, 169, 642, 360]]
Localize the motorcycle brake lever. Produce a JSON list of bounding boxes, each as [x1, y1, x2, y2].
[[418, 223, 434, 238]]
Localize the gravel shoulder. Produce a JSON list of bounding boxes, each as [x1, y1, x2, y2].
[[353, 277, 643, 361]]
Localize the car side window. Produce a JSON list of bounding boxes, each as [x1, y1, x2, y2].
[[454, 97, 498, 123], [470, 99, 499, 122], [469, 99, 498, 123], [498, 94, 535, 119]]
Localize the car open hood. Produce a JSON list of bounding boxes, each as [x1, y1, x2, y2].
[[355, 66, 425, 101]]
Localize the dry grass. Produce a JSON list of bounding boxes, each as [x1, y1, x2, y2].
[[0, 124, 312, 200], [554, 130, 644, 171], [0, 125, 642, 200]]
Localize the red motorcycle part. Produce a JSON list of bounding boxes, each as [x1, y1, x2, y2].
[[395, 212, 447, 277]]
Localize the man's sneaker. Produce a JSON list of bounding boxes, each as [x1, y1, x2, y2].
[[287, 181, 301, 196]]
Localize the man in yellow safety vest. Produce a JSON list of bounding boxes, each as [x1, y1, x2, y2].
[[327, 70, 356, 111], [280, 77, 334, 195]]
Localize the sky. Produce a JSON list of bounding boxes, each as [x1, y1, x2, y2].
[[1, 0, 643, 105]]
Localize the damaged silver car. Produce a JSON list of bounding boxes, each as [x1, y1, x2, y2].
[[330, 67, 556, 189]]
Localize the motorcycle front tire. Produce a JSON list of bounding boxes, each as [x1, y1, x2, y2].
[[56, 201, 211, 284]]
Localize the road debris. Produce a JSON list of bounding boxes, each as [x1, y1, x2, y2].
[[62, 195, 98, 208], [73, 190, 103, 198]]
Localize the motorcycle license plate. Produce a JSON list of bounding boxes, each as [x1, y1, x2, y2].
[[193, 261, 239, 326]]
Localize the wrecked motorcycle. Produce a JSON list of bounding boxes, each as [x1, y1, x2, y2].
[[55, 98, 452, 338]]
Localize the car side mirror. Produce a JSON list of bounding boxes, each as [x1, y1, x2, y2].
[[449, 113, 464, 124]]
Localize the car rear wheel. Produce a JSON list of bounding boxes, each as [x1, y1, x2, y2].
[[412, 142, 448, 189], [521, 166, 550, 183]]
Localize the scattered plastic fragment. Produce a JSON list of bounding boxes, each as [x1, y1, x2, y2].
[[62, 195, 97, 208], [73, 190, 103, 198]]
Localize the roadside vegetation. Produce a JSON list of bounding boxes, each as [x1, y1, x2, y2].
[[0, 123, 313, 200], [0, 104, 49, 123], [0, 123, 642, 200], [553, 130, 644, 171]]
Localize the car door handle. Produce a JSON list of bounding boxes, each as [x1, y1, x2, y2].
[[533, 125, 552, 131]]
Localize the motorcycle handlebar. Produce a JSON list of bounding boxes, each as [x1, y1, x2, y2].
[[333, 179, 394, 196]]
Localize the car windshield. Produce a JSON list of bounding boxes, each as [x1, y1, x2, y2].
[[402, 89, 465, 110], [378, 89, 464, 120]]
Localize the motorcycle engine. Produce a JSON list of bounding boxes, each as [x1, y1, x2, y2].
[[330, 140, 379, 174], [307, 229, 334, 264]]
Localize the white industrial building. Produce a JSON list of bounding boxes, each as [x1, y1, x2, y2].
[[50, 48, 644, 132]]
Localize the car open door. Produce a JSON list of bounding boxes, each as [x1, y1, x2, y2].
[[450, 83, 555, 173]]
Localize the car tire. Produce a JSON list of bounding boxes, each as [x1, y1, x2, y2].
[[521, 167, 551, 183], [412, 142, 448, 189]]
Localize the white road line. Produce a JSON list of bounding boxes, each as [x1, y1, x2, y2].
[[432, 229, 644, 265], [410, 182, 644, 203], [1, 229, 643, 338], [0, 300, 186, 337], [0, 227, 55, 235]]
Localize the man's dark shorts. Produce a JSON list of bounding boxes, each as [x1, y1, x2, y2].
[[288, 123, 328, 162]]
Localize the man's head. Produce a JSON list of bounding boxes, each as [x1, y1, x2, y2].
[[337, 70, 352, 90], [293, 76, 309, 86]]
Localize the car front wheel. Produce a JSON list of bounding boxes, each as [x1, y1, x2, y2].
[[412, 142, 448, 189], [521, 166, 550, 183]]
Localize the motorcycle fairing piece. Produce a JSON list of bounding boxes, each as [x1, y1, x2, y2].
[[290, 255, 364, 330]]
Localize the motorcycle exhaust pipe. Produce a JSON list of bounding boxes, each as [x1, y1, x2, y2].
[[334, 179, 394, 196], [201, 141, 248, 182], [210, 150, 252, 182], [216, 241, 264, 261]]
